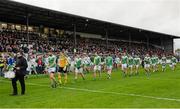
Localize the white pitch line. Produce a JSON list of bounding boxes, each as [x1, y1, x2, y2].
[[1, 80, 180, 102], [27, 82, 180, 102], [61, 87, 180, 102]]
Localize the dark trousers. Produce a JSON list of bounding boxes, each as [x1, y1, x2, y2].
[[37, 65, 43, 74], [0, 67, 4, 77], [12, 74, 25, 94]]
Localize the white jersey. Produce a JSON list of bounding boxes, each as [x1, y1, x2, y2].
[[69, 59, 75, 72], [67, 56, 71, 65], [44, 57, 49, 66], [115, 57, 120, 64], [27, 61, 31, 71], [83, 56, 91, 66], [30, 58, 37, 67], [70, 60, 75, 67]]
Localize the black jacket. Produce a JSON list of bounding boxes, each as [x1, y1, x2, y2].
[[15, 56, 28, 76]]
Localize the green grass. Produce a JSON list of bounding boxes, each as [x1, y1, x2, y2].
[[0, 64, 180, 108]]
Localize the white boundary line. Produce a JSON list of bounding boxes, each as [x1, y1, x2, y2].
[[1, 80, 180, 102]]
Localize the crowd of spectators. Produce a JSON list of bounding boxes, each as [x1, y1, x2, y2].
[[0, 28, 176, 76], [0, 28, 169, 57]]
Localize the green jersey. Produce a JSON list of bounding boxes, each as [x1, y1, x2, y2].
[[155, 57, 159, 64], [128, 56, 134, 65], [151, 57, 156, 64], [121, 56, 128, 64], [144, 56, 151, 64], [48, 55, 56, 68], [90, 56, 94, 62], [75, 58, 82, 68], [134, 57, 140, 65], [171, 57, 177, 63], [106, 56, 113, 66], [94, 56, 101, 65]]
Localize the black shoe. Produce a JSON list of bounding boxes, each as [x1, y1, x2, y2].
[[54, 82, 57, 88], [9, 93, 17, 96], [107, 76, 111, 79], [51, 84, 55, 88], [21, 93, 25, 95]]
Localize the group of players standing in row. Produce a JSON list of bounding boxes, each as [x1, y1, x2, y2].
[[44, 51, 177, 88], [0, 51, 177, 88]]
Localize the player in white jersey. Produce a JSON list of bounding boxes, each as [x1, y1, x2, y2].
[[128, 55, 134, 76], [134, 55, 141, 75], [93, 53, 102, 80], [150, 55, 156, 73], [161, 54, 167, 72], [144, 54, 151, 77], [105, 53, 113, 79], [43, 54, 49, 74], [121, 52, 128, 77], [66, 55, 71, 73], [101, 55, 106, 72], [154, 55, 159, 72], [115, 54, 121, 70], [29, 55, 37, 75], [170, 55, 177, 71], [74, 54, 85, 80], [70, 56, 75, 73], [83, 53, 91, 74], [47, 52, 57, 88]]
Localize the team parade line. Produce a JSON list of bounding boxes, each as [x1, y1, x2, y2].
[[0, 51, 178, 88]]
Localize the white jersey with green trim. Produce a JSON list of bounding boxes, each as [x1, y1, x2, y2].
[[48, 55, 56, 68], [94, 56, 101, 65], [121, 55, 128, 64], [83, 56, 91, 66], [134, 57, 141, 65], [128, 56, 134, 65], [161, 56, 166, 64], [144, 56, 151, 65], [75, 57, 83, 68]]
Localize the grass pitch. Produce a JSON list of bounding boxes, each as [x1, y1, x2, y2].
[[0, 64, 180, 108]]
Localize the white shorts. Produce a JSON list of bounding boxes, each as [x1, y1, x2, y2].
[[129, 65, 133, 68], [94, 65, 101, 72], [162, 65, 166, 69], [115, 62, 120, 64], [70, 66, 75, 72], [170, 63, 176, 67], [4, 71, 15, 79], [144, 64, 150, 68], [122, 64, 127, 70], [75, 68, 83, 73], [48, 67, 56, 73], [101, 62, 105, 65], [44, 67, 48, 71], [135, 65, 139, 68], [173, 63, 176, 66], [107, 66, 113, 70]]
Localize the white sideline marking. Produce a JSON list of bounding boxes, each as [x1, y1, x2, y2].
[[1, 80, 180, 102], [23, 82, 180, 102]]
